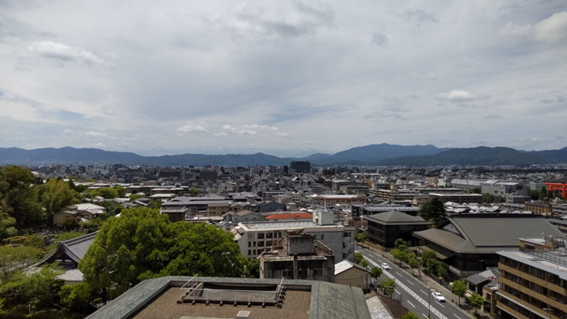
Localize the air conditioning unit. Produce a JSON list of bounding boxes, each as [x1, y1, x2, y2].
[[236, 310, 251, 319]]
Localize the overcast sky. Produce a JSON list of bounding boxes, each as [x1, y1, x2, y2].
[[0, 0, 566, 157]]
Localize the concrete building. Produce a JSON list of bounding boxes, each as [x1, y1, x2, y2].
[[86, 276, 371, 319], [497, 238, 567, 319], [481, 180, 529, 197], [429, 193, 482, 204], [233, 211, 356, 262], [310, 194, 365, 209], [290, 161, 311, 174], [260, 231, 334, 282], [364, 211, 430, 248]]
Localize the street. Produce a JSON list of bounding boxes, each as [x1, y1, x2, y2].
[[360, 248, 469, 319]]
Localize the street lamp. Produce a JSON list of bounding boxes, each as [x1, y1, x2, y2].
[[427, 287, 432, 318]]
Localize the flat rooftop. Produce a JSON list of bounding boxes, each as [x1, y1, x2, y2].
[[86, 277, 370, 319], [133, 287, 311, 319], [498, 250, 567, 280]]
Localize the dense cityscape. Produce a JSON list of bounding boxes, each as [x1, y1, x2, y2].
[[1, 1, 566, 318]]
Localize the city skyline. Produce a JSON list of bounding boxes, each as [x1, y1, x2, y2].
[[1, 1, 566, 157]]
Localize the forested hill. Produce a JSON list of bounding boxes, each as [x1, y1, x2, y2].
[[0, 144, 566, 166]]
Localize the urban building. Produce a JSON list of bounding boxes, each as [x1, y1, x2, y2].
[[334, 260, 371, 291], [429, 193, 482, 204], [260, 231, 334, 282], [525, 202, 553, 216], [233, 211, 356, 261], [85, 276, 371, 319], [497, 237, 567, 319], [290, 161, 312, 174], [364, 211, 430, 247], [414, 214, 563, 276]]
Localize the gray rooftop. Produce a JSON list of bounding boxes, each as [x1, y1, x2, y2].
[[365, 211, 429, 225], [497, 250, 567, 281], [86, 276, 371, 319], [36, 231, 98, 265], [414, 216, 563, 253]]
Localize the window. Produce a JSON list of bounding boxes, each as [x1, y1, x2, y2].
[[258, 233, 265, 239], [321, 234, 325, 240], [248, 242, 251, 247]]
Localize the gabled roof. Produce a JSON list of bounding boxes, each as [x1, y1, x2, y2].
[[414, 216, 564, 253], [36, 231, 98, 266], [334, 260, 367, 275], [365, 211, 429, 225]]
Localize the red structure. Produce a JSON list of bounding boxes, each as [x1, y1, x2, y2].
[[545, 182, 567, 199]]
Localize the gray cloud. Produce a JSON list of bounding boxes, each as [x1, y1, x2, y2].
[[369, 32, 388, 46], [403, 9, 438, 27], [0, 1, 565, 155]]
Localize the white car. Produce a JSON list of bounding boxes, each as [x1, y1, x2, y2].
[[432, 292, 446, 302], [381, 263, 391, 270]]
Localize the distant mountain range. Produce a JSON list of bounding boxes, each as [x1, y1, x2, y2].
[[0, 144, 566, 166]]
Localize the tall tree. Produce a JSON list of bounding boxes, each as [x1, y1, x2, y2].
[[371, 266, 383, 285], [469, 292, 484, 315], [381, 278, 396, 297], [80, 207, 247, 300], [0, 166, 43, 227], [38, 178, 77, 224], [418, 197, 447, 227], [452, 278, 467, 306]]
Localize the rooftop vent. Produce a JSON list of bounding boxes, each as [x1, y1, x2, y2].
[[236, 310, 251, 319]]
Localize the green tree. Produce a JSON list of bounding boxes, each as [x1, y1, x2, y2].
[[390, 248, 407, 264], [355, 252, 363, 264], [452, 278, 467, 306], [0, 166, 43, 227], [401, 311, 420, 319], [0, 246, 42, 279], [371, 266, 383, 285], [408, 253, 419, 275], [381, 278, 396, 297], [359, 259, 369, 268], [469, 292, 484, 315], [38, 178, 77, 224], [394, 238, 407, 249], [243, 258, 260, 278], [418, 197, 447, 227], [80, 207, 247, 300], [95, 187, 119, 199], [189, 187, 199, 196], [0, 209, 17, 240], [59, 283, 97, 314], [436, 264, 448, 280], [355, 232, 368, 248]]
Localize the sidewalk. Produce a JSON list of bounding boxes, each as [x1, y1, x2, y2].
[[361, 243, 476, 319]]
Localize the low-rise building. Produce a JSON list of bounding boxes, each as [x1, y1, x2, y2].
[[334, 260, 371, 291], [364, 211, 430, 247], [525, 202, 553, 216], [260, 231, 334, 282]]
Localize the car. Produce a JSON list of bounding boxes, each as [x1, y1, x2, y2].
[[381, 263, 391, 270], [432, 292, 446, 302]]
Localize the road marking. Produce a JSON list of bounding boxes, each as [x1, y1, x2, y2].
[[454, 315, 462, 319], [435, 301, 445, 308], [423, 314, 428, 318], [420, 289, 427, 295], [364, 253, 448, 319], [407, 280, 414, 286], [396, 271, 402, 276], [395, 290, 401, 295], [408, 301, 416, 308]]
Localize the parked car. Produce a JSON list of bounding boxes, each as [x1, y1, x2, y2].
[[381, 263, 391, 270], [432, 292, 446, 302]]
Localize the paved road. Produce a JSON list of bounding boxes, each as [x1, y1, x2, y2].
[[360, 249, 469, 319]]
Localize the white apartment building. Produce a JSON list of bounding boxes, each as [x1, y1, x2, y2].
[[233, 211, 356, 262]]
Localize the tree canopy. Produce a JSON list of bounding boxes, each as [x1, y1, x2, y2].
[[452, 278, 467, 305], [80, 207, 247, 299], [418, 197, 447, 227], [37, 178, 77, 224], [469, 292, 484, 314], [0, 166, 43, 227]]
